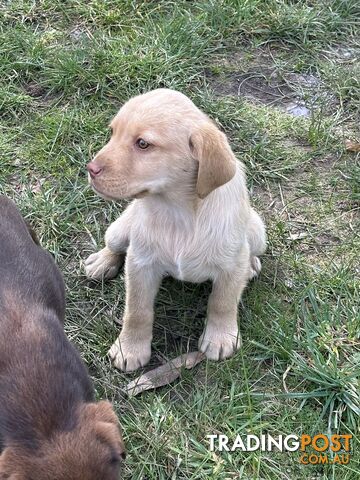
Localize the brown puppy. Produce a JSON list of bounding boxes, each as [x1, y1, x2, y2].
[[0, 196, 125, 479]]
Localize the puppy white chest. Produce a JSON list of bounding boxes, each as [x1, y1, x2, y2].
[[133, 220, 234, 283], [167, 253, 214, 282]]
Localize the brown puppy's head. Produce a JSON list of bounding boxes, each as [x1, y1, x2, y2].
[[0, 401, 125, 480], [87, 88, 236, 200]]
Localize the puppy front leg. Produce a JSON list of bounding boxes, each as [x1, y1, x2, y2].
[[199, 246, 250, 360], [109, 253, 161, 372], [85, 204, 134, 280]]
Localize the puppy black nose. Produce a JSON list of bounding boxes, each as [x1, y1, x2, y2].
[[87, 162, 103, 178]]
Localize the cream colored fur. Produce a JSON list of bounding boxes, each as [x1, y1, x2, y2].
[[85, 89, 266, 372]]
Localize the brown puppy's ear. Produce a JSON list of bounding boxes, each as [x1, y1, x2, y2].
[[95, 422, 126, 461], [81, 400, 119, 425], [190, 121, 237, 199], [81, 401, 125, 460]]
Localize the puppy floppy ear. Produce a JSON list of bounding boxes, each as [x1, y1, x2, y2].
[[190, 121, 237, 199], [81, 401, 125, 459], [81, 400, 119, 425], [95, 422, 126, 461]]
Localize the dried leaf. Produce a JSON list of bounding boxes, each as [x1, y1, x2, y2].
[[345, 140, 360, 152], [125, 351, 205, 396], [30, 177, 46, 194]]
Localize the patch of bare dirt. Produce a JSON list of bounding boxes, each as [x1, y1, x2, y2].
[[23, 81, 62, 105], [24, 81, 47, 98], [207, 67, 315, 116], [207, 68, 295, 104], [281, 138, 313, 152], [312, 154, 338, 171], [206, 48, 338, 117]]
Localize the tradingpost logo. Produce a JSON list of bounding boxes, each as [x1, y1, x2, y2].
[[207, 434, 352, 465]]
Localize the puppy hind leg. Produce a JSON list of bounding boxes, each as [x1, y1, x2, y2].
[[246, 208, 266, 279]]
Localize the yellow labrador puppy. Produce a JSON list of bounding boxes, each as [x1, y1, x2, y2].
[[85, 89, 266, 372]]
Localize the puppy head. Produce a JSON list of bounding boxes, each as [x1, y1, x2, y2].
[[0, 401, 125, 480], [87, 88, 236, 200]]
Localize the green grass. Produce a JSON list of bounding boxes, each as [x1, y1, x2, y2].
[[0, 1, 359, 478]]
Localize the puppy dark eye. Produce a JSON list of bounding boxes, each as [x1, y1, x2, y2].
[[136, 138, 149, 150]]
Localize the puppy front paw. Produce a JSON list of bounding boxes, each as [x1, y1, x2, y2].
[[108, 333, 151, 372], [198, 324, 241, 361], [84, 247, 124, 280]]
